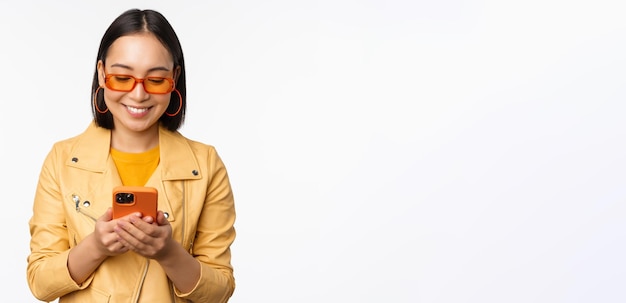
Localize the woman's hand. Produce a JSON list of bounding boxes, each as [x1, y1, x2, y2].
[[93, 208, 131, 256], [115, 211, 202, 293], [113, 211, 174, 260], [68, 208, 130, 284]]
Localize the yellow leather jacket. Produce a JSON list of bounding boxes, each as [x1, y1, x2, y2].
[[27, 122, 236, 302]]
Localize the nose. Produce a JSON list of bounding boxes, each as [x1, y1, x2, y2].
[[129, 80, 150, 101]]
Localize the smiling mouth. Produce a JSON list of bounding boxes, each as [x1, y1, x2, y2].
[[126, 105, 150, 114]]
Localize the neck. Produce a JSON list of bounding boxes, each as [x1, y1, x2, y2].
[[111, 125, 159, 153]]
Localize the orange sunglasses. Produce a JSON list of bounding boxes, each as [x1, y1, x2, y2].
[[105, 74, 175, 94]]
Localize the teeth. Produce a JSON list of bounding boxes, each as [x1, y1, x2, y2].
[[127, 106, 148, 114]]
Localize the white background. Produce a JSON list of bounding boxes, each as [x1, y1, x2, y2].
[[1, 0, 625, 302]]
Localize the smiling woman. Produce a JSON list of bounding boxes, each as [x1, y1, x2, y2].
[[97, 33, 179, 140], [9, 1, 626, 302], [26, 8, 236, 303]]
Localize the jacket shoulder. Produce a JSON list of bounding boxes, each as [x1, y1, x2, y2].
[[45, 126, 91, 157], [50, 122, 103, 147], [167, 130, 219, 155]]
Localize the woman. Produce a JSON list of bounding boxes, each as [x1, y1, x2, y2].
[[27, 9, 236, 302]]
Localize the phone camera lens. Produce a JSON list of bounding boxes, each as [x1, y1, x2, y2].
[[115, 193, 134, 203]]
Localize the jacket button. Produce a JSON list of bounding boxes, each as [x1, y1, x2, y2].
[[163, 212, 170, 219], [83, 201, 91, 208], [71, 157, 78, 162], [192, 170, 198, 176]]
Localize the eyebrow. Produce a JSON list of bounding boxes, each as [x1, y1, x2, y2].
[[109, 63, 171, 72]]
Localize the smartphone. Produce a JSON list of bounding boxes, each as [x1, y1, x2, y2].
[[112, 186, 158, 219]]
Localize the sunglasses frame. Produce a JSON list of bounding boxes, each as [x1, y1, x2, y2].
[[104, 73, 175, 94]]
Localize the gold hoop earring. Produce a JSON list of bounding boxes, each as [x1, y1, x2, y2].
[[165, 89, 182, 117], [94, 87, 108, 114]]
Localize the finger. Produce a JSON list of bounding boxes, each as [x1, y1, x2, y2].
[[115, 219, 139, 238], [118, 212, 142, 222], [129, 215, 162, 236], [115, 243, 130, 255], [114, 233, 134, 250], [114, 224, 142, 251], [142, 216, 155, 224], [99, 235, 129, 255], [116, 218, 155, 247]]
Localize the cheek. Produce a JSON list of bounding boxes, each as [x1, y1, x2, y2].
[[149, 95, 173, 116], [103, 91, 125, 104], [155, 95, 173, 107]]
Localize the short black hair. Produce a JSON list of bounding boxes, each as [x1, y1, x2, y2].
[[90, 9, 186, 131]]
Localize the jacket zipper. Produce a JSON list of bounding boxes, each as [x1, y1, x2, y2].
[[73, 194, 97, 221], [133, 259, 151, 302], [176, 180, 188, 302], [181, 180, 187, 249]]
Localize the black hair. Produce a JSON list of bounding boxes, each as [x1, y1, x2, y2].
[[90, 8, 186, 131]]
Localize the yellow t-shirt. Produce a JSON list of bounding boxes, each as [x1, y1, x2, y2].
[[110, 146, 160, 186]]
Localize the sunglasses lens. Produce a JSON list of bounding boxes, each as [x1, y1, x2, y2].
[[107, 75, 136, 91], [144, 77, 174, 94]]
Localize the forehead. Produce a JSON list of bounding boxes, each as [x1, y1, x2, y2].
[[105, 33, 174, 70]]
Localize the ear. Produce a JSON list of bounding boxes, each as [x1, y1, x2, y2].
[[97, 60, 105, 87]]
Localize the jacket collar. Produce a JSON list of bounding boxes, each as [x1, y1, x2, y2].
[[67, 121, 201, 181]]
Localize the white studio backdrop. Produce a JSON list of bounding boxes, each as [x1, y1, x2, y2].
[[1, 0, 625, 302]]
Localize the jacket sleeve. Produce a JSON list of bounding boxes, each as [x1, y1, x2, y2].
[[27, 145, 91, 301], [176, 146, 236, 302]]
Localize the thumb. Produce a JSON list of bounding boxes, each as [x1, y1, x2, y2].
[[99, 207, 113, 222], [156, 211, 170, 226]]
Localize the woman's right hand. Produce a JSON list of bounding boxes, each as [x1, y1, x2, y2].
[[93, 207, 131, 256], [68, 207, 134, 284]]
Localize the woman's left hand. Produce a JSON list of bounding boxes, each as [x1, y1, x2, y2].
[[113, 211, 174, 260]]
